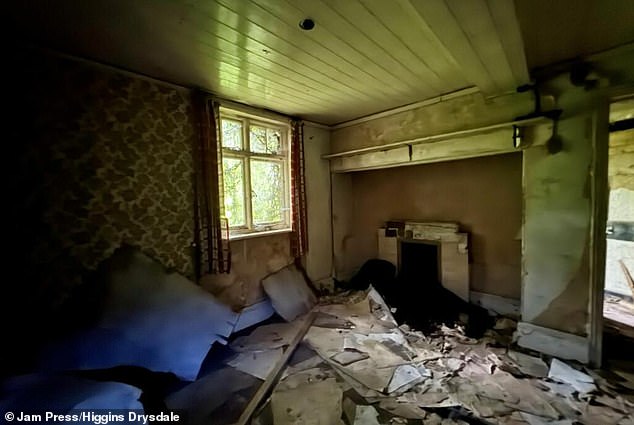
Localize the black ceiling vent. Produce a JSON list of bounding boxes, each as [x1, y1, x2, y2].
[[299, 19, 315, 31]]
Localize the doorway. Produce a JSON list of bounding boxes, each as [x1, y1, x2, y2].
[[603, 98, 634, 343]]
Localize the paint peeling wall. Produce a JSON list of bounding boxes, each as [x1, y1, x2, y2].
[[522, 114, 596, 335], [331, 172, 355, 281], [343, 154, 523, 299], [518, 51, 634, 363], [201, 234, 293, 310], [303, 125, 333, 288], [330, 91, 535, 154]]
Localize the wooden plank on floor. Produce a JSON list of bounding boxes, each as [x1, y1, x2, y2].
[[233, 311, 316, 425]]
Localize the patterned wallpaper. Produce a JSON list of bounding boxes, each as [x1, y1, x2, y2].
[[10, 50, 196, 309]]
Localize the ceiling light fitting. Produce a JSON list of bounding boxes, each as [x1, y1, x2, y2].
[[299, 18, 315, 31]]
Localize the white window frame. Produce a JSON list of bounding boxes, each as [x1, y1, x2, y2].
[[219, 107, 291, 239]]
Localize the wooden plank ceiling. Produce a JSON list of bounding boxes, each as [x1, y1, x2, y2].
[[7, 0, 634, 125]]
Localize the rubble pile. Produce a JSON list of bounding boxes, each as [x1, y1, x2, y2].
[[234, 289, 634, 424]]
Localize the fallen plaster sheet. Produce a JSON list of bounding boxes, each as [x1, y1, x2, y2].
[[453, 387, 514, 418], [278, 366, 339, 391], [519, 412, 574, 425], [233, 299, 275, 332], [164, 367, 258, 425], [387, 364, 424, 394], [343, 398, 384, 425], [262, 263, 317, 322], [548, 358, 597, 394], [270, 378, 344, 425], [614, 414, 634, 425], [340, 361, 396, 393], [493, 373, 560, 419], [352, 405, 381, 425], [577, 402, 630, 424], [315, 297, 393, 335], [613, 369, 634, 391], [424, 414, 470, 425], [331, 349, 370, 366], [402, 383, 461, 409], [316, 288, 399, 334], [227, 348, 284, 380], [313, 311, 355, 329], [231, 321, 302, 351], [368, 286, 399, 325], [281, 355, 324, 379], [307, 327, 413, 393], [506, 350, 549, 378], [377, 399, 429, 419], [42, 248, 239, 381], [250, 290, 634, 425], [343, 332, 415, 363]]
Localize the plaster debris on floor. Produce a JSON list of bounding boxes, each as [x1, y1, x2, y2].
[[223, 287, 634, 425]]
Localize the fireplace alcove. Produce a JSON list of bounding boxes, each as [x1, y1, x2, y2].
[[399, 239, 440, 285], [378, 222, 470, 301]]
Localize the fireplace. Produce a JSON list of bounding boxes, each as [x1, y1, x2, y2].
[[378, 221, 470, 301], [399, 239, 440, 285]]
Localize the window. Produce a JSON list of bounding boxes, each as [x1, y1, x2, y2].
[[220, 109, 291, 238]]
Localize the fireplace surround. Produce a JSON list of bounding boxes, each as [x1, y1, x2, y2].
[[378, 221, 470, 301]]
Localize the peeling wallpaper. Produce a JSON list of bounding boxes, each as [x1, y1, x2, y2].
[[8, 49, 196, 310]]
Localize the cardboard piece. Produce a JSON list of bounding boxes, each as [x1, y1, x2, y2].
[[262, 264, 317, 322]]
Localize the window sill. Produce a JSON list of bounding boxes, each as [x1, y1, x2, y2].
[[229, 228, 292, 242]]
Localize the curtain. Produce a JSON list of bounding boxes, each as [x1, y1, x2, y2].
[[290, 120, 308, 258], [192, 91, 231, 278]]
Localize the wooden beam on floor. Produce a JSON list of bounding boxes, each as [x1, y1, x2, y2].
[[233, 311, 316, 425]]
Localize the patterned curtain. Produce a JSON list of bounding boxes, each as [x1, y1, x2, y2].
[[192, 91, 231, 278], [290, 120, 308, 258]]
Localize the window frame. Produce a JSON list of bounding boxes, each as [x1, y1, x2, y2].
[[219, 108, 292, 239]]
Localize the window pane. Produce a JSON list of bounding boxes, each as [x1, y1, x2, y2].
[[250, 125, 281, 154], [251, 160, 283, 224], [266, 128, 282, 154], [221, 119, 242, 150], [222, 158, 245, 227]]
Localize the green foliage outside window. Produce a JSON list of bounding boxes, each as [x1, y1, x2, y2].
[[251, 160, 283, 224], [220, 116, 287, 231], [222, 157, 245, 226]]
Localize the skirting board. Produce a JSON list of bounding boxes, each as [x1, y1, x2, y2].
[[516, 322, 589, 364], [470, 291, 520, 317]]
